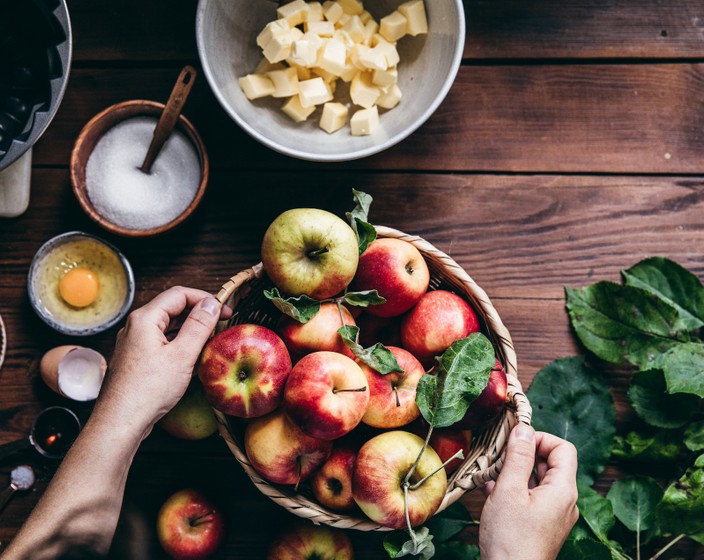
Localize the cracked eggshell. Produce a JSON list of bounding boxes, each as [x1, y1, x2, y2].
[[39, 345, 107, 401]]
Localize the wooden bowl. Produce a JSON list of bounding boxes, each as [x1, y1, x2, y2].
[[70, 100, 209, 237]]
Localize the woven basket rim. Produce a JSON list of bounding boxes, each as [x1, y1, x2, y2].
[[212, 225, 532, 531]]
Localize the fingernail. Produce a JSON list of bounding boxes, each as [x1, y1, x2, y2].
[[512, 423, 535, 442], [200, 297, 220, 317]]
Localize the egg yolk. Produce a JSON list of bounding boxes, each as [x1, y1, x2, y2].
[[59, 268, 100, 308]]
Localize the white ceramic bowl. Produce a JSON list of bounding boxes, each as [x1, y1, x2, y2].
[[196, 0, 465, 162]]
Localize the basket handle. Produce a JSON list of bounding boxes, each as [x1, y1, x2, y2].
[[214, 263, 263, 305]]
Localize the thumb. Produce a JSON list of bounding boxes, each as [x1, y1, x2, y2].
[[495, 423, 536, 492], [172, 296, 222, 363]]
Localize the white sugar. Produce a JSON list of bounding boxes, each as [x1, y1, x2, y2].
[[85, 117, 201, 230]]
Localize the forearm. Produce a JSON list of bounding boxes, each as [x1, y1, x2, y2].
[[2, 406, 149, 560]]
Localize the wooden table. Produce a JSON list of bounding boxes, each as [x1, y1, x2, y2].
[[1, 0, 704, 557]]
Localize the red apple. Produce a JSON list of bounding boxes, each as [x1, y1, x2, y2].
[[267, 521, 354, 560], [457, 361, 508, 431], [156, 488, 224, 560], [198, 324, 292, 418], [311, 444, 358, 511], [356, 312, 402, 348], [361, 346, 425, 429], [352, 238, 430, 318], [429, 428, 473, 475], [244, 409, 332, 486], [261, 208, 359, 299], [352, 431, 447, 529], [401, 290, 481, 367], [284, 351, 369, 441], [277, 302, 356, 361]]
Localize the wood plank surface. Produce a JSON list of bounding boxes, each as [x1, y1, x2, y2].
[[66, 0, 704, 62]]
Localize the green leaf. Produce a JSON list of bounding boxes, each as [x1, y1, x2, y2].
[[565, 282, 688, 368], [424, 502, 474, 544], [622, 257, 704, 331], [685, 421, 704, 452], [383, 527, 435, 559], [651, 342, 704, 398], [346, 189, 377, 254], [612, 430, 683, 463], [434, 542, 480, 560], [656, 458, 704, 536], [338, 325, 404, 374], [558, 538, 612, 560], [527, 357, 616, 485], [577, 484, 616, 544], [606, 476, 663, 533], [342, 289, 386, 307], [415, 334, 495, 428], [627, 369, 700, 428], [263, 288, 320, 323]]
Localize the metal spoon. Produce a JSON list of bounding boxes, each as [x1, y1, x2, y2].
[[0, 465, 35, 514]]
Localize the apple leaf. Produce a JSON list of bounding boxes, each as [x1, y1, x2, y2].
[[627, 369, 700, 429], [383, 527, 435, 560], [685, 421, 704, 452], [577, 483, 616, 545], [565, 282, 689, 368], [263, 288, 320, 323], [612, 430, 684, 463], [346, 189, 377, 255], [527, 357, 616, 485], [651, 342, 704, 398], [557, 537, 612, 560], [338, 325, 404, 374], [606, 476, 663, 533], [622, 257, 704, 331], [424, 502, 475, 544], [433, 542, 480, 559], [655, 455, 704, 536], [342, 290, 386, 307]]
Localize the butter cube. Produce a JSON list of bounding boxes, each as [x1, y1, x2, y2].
[[380, 11, 408, 42], [350, 105, 379, 135], [360, 10, 373, 24], [377, 84, 402, 109], [323, 1, 344, 23], [337, 13, 350, 28], [290, 37, 321, 67], [339, 58, 359, 82], [307, 2, 324, 22], [351, 71, 381, 108], [319, 39, 347, 76], [319, 102, 348, 133], [358, 44, 388, 71], [372, 67, 397, 88], [363, 20, 379, 44], [291, 63, 313, 80], [255, 59, 285, 74], [267, 67, 300, 98], [398, 0, 428, 36], [298, 77, 334, 107], [342, 15, 365, 43], [257, 20, 290, 50], [263, 32, 295, 63], [337, 0, 364, 16], [277, 0, 310, 27], [312, 66, 337, 83], [239, 73, 276, 100], [306, 20, 335, 37], [282, 95, 316, 122], [374, 38, 400, 67]]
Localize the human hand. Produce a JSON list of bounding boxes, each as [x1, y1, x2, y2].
[[92, 287, 231, 439], [479, 424, 579, 560]]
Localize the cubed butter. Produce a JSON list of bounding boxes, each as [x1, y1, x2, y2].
[[257, 20, 290, 50], [298, 77, 334, 107], [377, 84, 402, 109], [342, 15, 365, 43], [372, 67, 397, 88], [277, 0, 310, 27], [238, 73, 275, 100], [350, 71, 381, 108], [290, 37, 320, 67], [363, 20, 379, 44], [358, 44, 388, 71], [306, 2, 324, 23], [263, 32, 295, 63], [306, 20, 335, 36], [398, 0, 428, 36], [373, 38, 400, 67], [282, 95, 316, 122], [319, 102, 348, 133], [350, 105, 379, 135], [380, 11, 408, 42], [267, 67, 300, 98], [339, 58, 359, 82], [319, 39, 347, 76], [290, 63, 313, 80], [337, 0, 364, 16], [323, 1, 344, 23], [360, 10, 373, 24], [313, 66, 337, 83], [255, 59, 285, 74]]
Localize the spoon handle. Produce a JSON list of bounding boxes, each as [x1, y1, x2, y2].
[[0, 485, 17, 514], [140, 65, 197, 174]]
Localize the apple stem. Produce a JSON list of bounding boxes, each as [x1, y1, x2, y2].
[[332, 386, 367, 394], [403, 425, 434, 486], [308, 246, 330, 259], [409, 449, 465, 491], [393, 386, 401, 407], [295, 457, 302, 492], [402, 482, 419, 546], [190, 510, 215, 527]]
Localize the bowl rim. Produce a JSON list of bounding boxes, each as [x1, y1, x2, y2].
[[27, 231, 136, 336], [70, 100, 210, 238], [195, 0, 466, 162], [0, 313, 6, 371]]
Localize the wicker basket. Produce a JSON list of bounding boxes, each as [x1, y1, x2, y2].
[[213, 225, 532, 531]]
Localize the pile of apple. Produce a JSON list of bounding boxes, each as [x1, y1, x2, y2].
[[197, 195, 507, 531]]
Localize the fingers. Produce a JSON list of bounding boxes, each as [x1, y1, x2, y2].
[[494, 423, 536, 493], [482, 480, 496, 497], [130, 287, 214, 332], [171, 297, 223, 364], [534, 431, 578, 488]]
